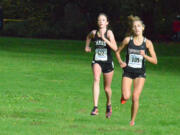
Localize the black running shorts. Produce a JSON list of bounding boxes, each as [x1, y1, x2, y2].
[[92, 61, 114, 73], [122, 71, 146, 79]]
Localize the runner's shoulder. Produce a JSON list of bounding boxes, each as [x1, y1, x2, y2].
[[123, 36, 131, 45]]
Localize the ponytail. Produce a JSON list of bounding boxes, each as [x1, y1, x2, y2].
[[126, 15, 145, 36]]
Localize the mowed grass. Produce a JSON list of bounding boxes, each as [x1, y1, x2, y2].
[[0, 37, 179, 135]]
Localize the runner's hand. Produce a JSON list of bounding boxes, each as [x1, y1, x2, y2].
[[85, 46, 91, 52], [140, 50, 145, 57], [120, 62, 127, 68]]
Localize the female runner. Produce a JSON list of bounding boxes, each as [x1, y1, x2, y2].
[[116, 15, 157, 126], [85, 13, 117, 118]]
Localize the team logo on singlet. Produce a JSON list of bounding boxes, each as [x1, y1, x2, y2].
[[95, 40, 106, 46], [128, 48, 140, 54]]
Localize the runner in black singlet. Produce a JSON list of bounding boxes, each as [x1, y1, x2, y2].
[[116, 15, 157, 126], [92, 29, 114, 73], [123, 36, 147, 78], [85, 13, 117, 118]]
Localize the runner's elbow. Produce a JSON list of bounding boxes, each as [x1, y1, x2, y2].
[[155, 59, 158, 64], [153, 59, 158, 64], [113, 46, 118, 52]]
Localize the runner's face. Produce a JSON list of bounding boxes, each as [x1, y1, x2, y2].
[[132, 21, 144, 36], [97, 15, 108, 29]]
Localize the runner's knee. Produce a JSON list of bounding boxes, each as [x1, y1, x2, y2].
[[123, 94, 130, 100], [132, 93, 140, 102], [104, 87, 111, 93], [122, 88, 131, 100], [94, 76, 100, 83]]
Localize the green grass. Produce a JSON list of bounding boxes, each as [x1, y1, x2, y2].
[[0, 37, 179, 135]]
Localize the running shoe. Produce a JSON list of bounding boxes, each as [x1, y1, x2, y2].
[[121, 97, 126, 104], [90, 107, 98, 115], [106, 105, 112, 118], [130, 121, 135, 126]]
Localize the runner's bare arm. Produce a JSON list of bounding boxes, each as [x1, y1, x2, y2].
[[101, 30, 117, 51], [85, 30, 96, 52], [140, 40, 157, 64], [116, 37, 130, 68]]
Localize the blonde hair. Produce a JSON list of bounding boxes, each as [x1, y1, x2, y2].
[[126, 15, 145, 36]]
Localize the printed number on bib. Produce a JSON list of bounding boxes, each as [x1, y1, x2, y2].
[[128, 54, 143, 68], [95, 48, 107, 61]]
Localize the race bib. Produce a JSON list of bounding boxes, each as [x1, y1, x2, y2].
[[95, 48, 107, 61], [128, 54, 143, 68]]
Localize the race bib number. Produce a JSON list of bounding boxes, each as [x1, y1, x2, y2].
[[95, 48, 107, 61], [128, 54, 143, 68]]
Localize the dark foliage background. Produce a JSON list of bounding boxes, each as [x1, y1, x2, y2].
[[0, 0, 179, 41]]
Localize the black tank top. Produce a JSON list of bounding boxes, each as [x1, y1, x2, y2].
[[93, 30, 113, 63], [124, 36, 147, 73]]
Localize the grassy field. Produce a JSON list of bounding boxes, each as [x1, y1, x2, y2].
[[0, 37, 179, 135]]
